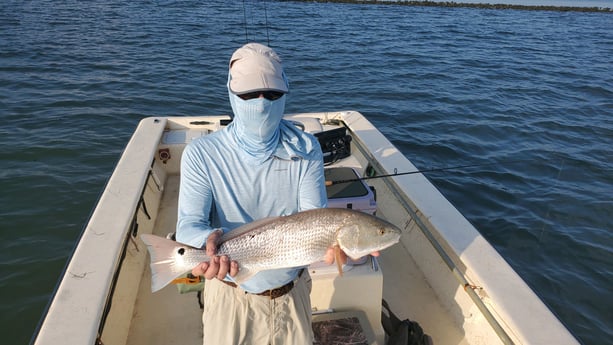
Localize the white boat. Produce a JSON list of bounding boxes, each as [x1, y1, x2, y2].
[[32, 111, 578, 345]]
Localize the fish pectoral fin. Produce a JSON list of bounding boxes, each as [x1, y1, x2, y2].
[[231, 266, 258, 285], [335, 246, 344, 277]]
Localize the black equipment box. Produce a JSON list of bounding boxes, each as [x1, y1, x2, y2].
[[315, 127, 352, 165]]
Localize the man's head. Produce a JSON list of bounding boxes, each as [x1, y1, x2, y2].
[[227, 43, 289, 154], [229, 43, 289, 97]]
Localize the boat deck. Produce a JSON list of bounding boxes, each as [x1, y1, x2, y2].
[[126, 175, 466, 345], [127, 176, 202, 344], [378, 240, 467, 345]]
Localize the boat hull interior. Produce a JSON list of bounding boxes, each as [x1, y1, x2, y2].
[[33, 112, 578, 345]]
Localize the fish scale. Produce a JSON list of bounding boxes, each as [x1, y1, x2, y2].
[[141, 208, 401, 292], [217, 213, 338, 267]]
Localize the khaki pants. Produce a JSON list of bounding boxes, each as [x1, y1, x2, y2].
[[202, 271, 313, 345]]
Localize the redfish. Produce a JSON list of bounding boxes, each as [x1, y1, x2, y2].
[[141, 208, 401, 292]]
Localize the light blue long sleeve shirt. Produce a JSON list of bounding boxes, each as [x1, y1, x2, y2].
[[176, 120, 327, 293]]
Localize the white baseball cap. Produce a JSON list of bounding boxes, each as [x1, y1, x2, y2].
[[229, 43, 289, 95]]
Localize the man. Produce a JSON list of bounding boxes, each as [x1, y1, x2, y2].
[[176, 42, 327, 344]]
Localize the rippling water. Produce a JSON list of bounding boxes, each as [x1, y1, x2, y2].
[[1, 1, 611, 344]]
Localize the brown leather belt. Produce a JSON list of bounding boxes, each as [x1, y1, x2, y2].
[[219, 270, 302, 299]]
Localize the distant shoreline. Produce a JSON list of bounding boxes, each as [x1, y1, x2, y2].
[[281, 0, 613, 13]]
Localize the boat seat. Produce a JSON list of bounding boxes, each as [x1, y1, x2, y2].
[[310, 255, 385, 344]]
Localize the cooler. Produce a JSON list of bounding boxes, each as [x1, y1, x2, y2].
[[325, 167, 376, 215]]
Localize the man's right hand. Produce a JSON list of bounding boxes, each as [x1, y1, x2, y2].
[[191, 230, 239, 280]]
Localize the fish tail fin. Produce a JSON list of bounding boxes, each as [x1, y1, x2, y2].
[[140, 234, 190, 292]]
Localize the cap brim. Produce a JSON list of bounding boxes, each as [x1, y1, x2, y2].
[[230, 73, 288, 94]]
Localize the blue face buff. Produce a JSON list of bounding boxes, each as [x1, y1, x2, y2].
[[229, 90, 286, 161]]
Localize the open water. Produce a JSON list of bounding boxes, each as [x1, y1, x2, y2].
[[1, 1, 611, 344]]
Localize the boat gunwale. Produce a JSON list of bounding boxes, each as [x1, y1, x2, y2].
[[32, 117, 168, 345]]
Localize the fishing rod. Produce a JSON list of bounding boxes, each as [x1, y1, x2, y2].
[[263, 0, 270, 46], [242, 0, 249, 42], [241, 0, 271, 46], [325, 159, 528, 186]]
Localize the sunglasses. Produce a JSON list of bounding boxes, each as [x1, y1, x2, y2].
[[238, 91, 285, 101]]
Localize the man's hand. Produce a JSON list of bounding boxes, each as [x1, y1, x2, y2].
[[191, 230, 239, 280]]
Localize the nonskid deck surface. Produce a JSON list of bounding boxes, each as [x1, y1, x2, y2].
[[128, 175, 465, 345]]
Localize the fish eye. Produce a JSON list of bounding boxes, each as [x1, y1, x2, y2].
[[378, 228, 386, 235], [178, 248, 185, 255]]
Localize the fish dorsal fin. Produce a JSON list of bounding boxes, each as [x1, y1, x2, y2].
[[219, 215, 283, 243]]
